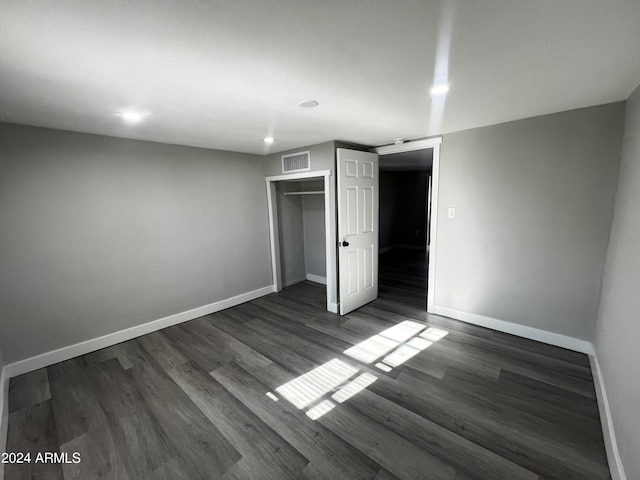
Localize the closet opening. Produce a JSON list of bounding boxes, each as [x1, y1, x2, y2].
[[265, 170, 336, 313]]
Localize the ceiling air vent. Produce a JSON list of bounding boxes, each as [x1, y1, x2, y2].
[[282, 151, 311, 173]]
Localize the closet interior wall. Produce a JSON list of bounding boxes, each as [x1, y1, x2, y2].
[[275, 179, 327, 287]]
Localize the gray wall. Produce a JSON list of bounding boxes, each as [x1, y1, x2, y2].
[[0, 123, 272, 363], [0, 345, 5, 480], [302, 193, 326, 278], [264, 141, 336, 177], [276, 183, 306, 286], [594, 85, 640, 479], [436, 103, 624, 340]]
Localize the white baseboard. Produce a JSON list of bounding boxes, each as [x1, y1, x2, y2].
[[431, 305, 594, 354], [306, 274, 327, 285], [432, 305, 625, 477], [4, 285, 274, 379], [285, 275, 327, 287], [284, 276, 307, 288], [328, 302, 339, 314], [590, 354, 627, 480], [0, 365, 9, 480]]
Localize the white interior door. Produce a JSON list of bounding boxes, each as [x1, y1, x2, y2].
[[337, 148, 379, 315]]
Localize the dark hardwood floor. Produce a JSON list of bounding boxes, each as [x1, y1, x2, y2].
[[379, 248, 429, 307], [5, 251, 610, 479]]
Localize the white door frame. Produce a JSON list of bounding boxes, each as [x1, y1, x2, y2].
[[374, 137, 442, 314], [265, 170, 337, 313]]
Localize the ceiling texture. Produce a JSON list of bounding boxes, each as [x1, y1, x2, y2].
[[1, 0, 639, 155]]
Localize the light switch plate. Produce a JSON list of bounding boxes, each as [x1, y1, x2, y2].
[[448, 207, 456, 219]]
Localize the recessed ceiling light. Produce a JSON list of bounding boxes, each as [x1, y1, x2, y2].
[[430, 84, 450, 96], [264, 137, 275, 144], [299, 100, 319, 108], [118, 111, 145, 123]]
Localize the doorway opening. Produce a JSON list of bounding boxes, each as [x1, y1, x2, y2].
[[375, 138, 441, 313], [265, 170, 337, 313]]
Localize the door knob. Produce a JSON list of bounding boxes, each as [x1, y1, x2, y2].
[[342, 241, 350, 247]]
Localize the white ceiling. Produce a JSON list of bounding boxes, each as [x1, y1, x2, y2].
[[1, 1, 639, 155]]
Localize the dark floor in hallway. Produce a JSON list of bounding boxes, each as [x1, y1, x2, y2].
[[5, 251, 610, 479], [379, 248, 428, 307]]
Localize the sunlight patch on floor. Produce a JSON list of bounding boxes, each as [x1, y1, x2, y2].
[[407, 337, 433, 351], [420, 327, 449, 342], [332, 373, 377, 403], [375, 362, 392, 372], [343, 335, 399, 364], [381, 344, 422, 368], [275, 359, 358, 409], [379, 320, 426, 343], [271, 321, 449, 421], [345, 320, 449, 372], [306, 400, 335, 420]]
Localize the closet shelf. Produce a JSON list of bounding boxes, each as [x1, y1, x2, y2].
[[283, 191, 324, 196]]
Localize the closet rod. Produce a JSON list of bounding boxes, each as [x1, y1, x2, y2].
[[283, 191, 324, 196]]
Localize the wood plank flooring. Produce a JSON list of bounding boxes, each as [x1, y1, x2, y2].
[[5, 250, 611, 479]]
